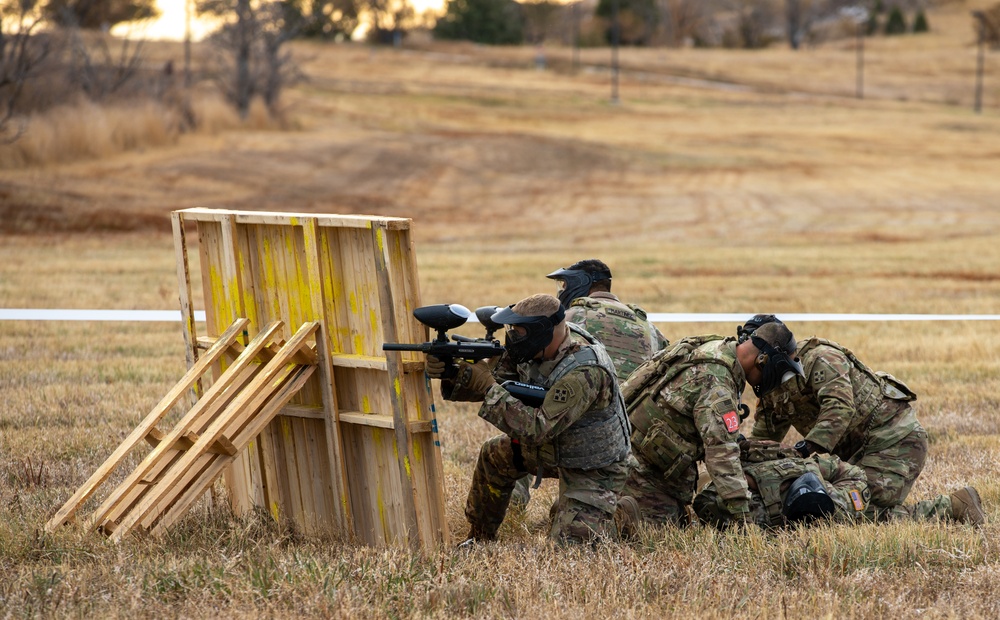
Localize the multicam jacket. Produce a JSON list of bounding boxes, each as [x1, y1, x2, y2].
[[479, 325, 630, 471], [623, 336, 751, 513], [750, 338, 920, 460], [695, 441, 869, 528], [565, 292, 669, 383]]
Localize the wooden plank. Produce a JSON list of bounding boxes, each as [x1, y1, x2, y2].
[[371, 222, 421, 550], [144, 428, 237, 456], [174, 208, 410, 230], [338, 412, 432, 433], [172, 212, 199, 377], [110, 322, 318, 542], [303, 218, 353, 535], [44, 318, 249, 532], [279, 404, 324, 420], [89, 321, 283, 532], [391, 226, 449, 546]]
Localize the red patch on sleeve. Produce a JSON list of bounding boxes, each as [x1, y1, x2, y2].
[[722, 411, 740, 433]]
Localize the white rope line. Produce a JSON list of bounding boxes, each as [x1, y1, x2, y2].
[[2, 309, 999, 323]]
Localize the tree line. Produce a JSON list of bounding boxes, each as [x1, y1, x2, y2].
[[1, 0, 995, 142]]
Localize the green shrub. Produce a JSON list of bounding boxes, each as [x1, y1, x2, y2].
[[913, 9, 929, 33]]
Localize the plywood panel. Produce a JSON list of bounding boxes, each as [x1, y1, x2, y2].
[[173, 208, 448, 550]]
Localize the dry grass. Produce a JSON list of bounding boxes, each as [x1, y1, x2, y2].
[[2, 2, 1000, 616]]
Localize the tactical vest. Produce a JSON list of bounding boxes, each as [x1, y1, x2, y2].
[[623, 335, 736, 482], [742, 458, 813, 527], [568, 296, 660, 382], [796, 337, 917, 427], [520, 324, 631, 470]]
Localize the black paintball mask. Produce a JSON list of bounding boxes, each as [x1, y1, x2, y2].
[[737, 314, 781, 344], [782, 472, 836, 523], [749, 325, 804, 397], [491, 304, 566, 364], [546, 267, 611, 308]]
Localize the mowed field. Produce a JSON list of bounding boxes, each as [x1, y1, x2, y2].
[[2, 2, 1000, 616]]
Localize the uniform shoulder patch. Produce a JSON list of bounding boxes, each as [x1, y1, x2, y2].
[[722, 410, 740, 433], [849, 489, 866, 511], [812, 368, 827, 383], [552, 387, 569, 403]]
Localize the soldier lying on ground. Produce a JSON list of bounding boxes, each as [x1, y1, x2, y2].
[[691, 439, 985, 529], [614, 321, 805, 529], [741, 315, 929, 520], [426, 294, 632, 545]]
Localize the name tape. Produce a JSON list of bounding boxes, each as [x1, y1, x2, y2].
[[2, 309, 998, 323]]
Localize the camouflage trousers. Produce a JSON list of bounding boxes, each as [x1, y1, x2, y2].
[[854, 425, 928, 518], [466, 434, 630, 543], [880, 494, 954, 522], [622, 457, 692, 526]]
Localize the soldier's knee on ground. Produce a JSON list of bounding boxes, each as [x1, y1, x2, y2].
[[551, 503, 615, 544]]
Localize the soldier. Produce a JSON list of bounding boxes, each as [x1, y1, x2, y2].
[[694, 439, 985, 529], [618, 321, 805, 527], [426, 294, 632, 544], [546, 259, 669, 383], [511, 259, 669, 508], [742, 315, 929, 520]]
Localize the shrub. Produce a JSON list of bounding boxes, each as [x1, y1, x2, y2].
[[913, 9, 929, 33]]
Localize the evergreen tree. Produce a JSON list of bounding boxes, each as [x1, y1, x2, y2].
[[884, 6, 906, 35], [912, 9, 929, 33], [433, 0, 524, 44]]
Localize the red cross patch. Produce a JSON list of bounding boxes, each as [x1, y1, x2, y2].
[[722, 411, 740, 433]]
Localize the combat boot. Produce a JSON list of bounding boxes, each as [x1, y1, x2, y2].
[[614, 495, 642, 540], [950, 487, 986, 526]]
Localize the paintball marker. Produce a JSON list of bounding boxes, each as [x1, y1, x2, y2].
[[383, 304, 504, 379]]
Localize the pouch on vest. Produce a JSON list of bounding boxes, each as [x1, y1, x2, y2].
[[634, 417, 698, 482], [875, 371, 917, 402]]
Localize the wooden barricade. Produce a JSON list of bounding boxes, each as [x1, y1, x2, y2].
[[45, 318, 320, 540], [171, 208, 447, 550]]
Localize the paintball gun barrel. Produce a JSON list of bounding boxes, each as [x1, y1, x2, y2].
[[382, 304, 504, 378]]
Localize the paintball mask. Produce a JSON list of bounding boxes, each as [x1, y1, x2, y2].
[[749, 322, 804, 397], [545, 267, 611, 308], [491, 304, 566, 364], [782, 472, 836, 523], [737, 313, 781, 343]]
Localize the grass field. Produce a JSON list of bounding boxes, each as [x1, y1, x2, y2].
[[2, 2, 1000, 616]]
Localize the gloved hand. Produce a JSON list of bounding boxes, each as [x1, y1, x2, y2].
[[424, 355, 454, 379], [453, 359, 496, 396]]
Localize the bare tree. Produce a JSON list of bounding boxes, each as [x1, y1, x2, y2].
[[66, 27, 146, 100], [0, 0, 53, 140], [657, 0, 704, 46], [199, 0, 303, 118]]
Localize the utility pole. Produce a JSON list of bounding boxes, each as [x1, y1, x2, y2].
[[856, 18, 864, 99], [973, 11, 986, 114], [611, 0, 620, 104], [572, 2, 580, 74], [184, 0, 192, 88]]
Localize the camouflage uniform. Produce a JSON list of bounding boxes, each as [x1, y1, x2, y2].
[[750, 338, 927, 518], [512, 292, 668, 506], [622, 336, 752, 526], [465, 326, 631, 543], [695, 440, 960, 528], [564, 292, 669, 383], [695, 444, 869, 528]]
